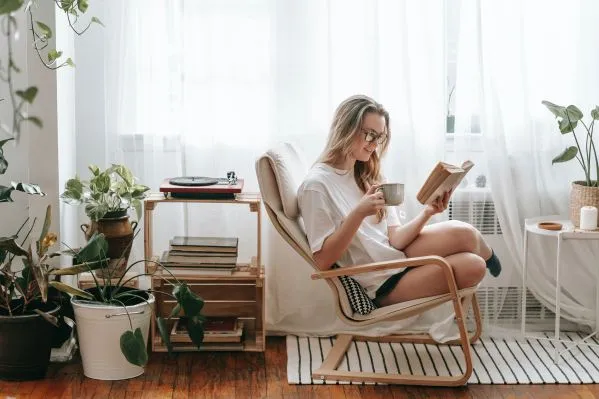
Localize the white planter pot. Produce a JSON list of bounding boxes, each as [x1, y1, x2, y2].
[[72, 294, 155, 380]]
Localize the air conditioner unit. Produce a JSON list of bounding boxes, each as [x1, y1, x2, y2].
[[449, 188, 560, 326]]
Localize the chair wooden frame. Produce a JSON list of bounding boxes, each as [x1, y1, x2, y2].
[[256, 150, 482, 386]]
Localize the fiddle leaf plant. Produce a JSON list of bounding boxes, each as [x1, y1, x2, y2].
[[542, 100, 599, 187]]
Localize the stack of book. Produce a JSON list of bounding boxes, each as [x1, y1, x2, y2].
[[171, 316, 243, 349], [161, 236, 238, 275]]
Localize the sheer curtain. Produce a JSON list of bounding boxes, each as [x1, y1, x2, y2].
[[456, 0, 599, 330], [73, 0, 452, 336]]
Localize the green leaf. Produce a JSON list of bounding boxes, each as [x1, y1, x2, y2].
[[0, 0, 23, 15], [0, 236, 28, 257], [65, 57, 75, 67], [185, 317, 204, 348], [0, 138, 13, 175], [15, 86, 38, 104], [74, 233, 108, 264], [36, 21, 52, 39], [49, 258, 108, 275], [156, 317, 173, 353], [47, 49, 63, 63], [559, 118, 577, 133], [0, 185, 14, 202], [89, 165, 100, 176], [173, 284, 204, 318], [91, 16, 104, 27], [120, 328, 148, 367], [552, 146, 578, 164], [591, 106, 599, 120], [11, 182, 45, 196], [542, 100, 567, 119], [23, 116, 43, 128], [59, 0, 74, 11], [77, 0, 88, 12], [565, 105, 583, 122], [49, 280, 95, 300], [61, 177, 84, 201], [9, 59, 20, 73]]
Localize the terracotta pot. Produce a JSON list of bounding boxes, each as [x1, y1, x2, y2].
[[93, 215, 138, 278], [569, 181, 599, 227]]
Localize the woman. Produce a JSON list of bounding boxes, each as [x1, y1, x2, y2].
[[297, 94, 501, 307]]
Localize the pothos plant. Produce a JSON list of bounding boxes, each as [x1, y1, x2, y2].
[[49, 232, 206, 366], [542, 100, 599, 187], [61, 164, 150, 222]]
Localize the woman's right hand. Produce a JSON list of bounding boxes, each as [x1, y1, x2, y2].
[[355, 184, 385, 217]]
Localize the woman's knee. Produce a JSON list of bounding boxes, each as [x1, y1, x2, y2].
[[445, 220, 480, 253], [452, 253, 486, 289]]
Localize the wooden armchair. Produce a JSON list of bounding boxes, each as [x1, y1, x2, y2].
[[255, 143, 482, 386]]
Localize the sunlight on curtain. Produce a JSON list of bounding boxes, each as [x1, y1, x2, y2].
[[83, 0, 448, 336], [457, 0, 599, 331]]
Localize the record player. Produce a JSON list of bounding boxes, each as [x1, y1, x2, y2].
[[159, 172, 244, 199]]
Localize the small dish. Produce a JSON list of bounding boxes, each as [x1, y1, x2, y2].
[[538, 222, 563, 231]]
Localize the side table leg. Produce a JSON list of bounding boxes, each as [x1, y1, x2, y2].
[[554, 233, 562, 363], [521, 228, 528, 338]]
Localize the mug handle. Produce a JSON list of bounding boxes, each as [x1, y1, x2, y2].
[[131, 221, 138, 233], [80, 223, 90, 234]]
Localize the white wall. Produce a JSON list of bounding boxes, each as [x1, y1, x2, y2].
[[0, 3, 60, 243]]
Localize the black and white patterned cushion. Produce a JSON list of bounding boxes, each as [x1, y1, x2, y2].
[[334, 266, 378, 315]]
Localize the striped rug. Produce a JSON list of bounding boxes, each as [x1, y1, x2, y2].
[[287, 333, 599, 384]]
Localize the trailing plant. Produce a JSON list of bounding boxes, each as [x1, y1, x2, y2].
[[49, 232, 205, 367], [542, 100, 599, 187], [61, 164, 150, 221]]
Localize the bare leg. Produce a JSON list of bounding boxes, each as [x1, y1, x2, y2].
[[377, 252, 485, 306], [403, 220, 492, 260]]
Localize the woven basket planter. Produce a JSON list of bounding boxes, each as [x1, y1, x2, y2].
[[570, 181, 599, 227]]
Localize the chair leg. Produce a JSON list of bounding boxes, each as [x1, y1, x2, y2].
[[312, 299, 474, 387]]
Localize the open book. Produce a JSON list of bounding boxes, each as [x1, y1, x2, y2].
[[416, 160, 474, 205]]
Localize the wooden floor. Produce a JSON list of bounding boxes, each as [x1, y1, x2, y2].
[[1, 337, 599, 398]]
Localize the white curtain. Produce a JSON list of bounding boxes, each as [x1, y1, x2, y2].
[[456, 0, 599, 329], [75, 0, 453, 336]]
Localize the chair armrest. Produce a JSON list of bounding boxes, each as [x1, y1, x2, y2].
[[310, 255, 450, 280], [311, 255, 463, 299]]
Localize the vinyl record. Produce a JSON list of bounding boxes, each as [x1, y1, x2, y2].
[[168, 176, 219, 186]]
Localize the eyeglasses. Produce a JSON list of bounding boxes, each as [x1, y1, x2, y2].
[[361, 129, 388, 145]]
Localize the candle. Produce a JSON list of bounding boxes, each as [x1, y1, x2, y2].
[[580, 206, 598, 230]]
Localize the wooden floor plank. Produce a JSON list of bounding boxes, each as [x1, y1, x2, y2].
[[2, 336, 598, 398]]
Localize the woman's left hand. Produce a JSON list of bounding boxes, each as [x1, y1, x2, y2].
[[424, 189, 452, 216]]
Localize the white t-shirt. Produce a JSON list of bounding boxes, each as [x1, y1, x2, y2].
[[297, 162, 406, 298]]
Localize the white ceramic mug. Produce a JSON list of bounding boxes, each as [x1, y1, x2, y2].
[[377, 183, 404, 206]]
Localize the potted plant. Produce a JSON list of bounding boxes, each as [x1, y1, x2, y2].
[[542, 101, 599, 227], [48, 233, 205, 380], [0, 205, 74, 380], [1, 0, 102, 380], [61, 164, 150, 277]]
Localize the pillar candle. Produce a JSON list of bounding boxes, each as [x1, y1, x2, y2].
[[580, 206, 598, 230]]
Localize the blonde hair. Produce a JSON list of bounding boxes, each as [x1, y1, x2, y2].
[[319, 94, 391, 222]]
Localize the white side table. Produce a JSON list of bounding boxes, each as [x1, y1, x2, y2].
[[521, 215, 599, 363]]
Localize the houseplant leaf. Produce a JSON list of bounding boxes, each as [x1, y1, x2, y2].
[[552, 146, 578, 164], [120, 328, 148, 367], [565, 105, 583, 122], [0, 138, 14, 174], [559, 118, 577, 133], [155, 317, 173, 353], [0, 235, 28, 257], [542, 100, 567, 119], [185, 317, 205, 348], [172, 283, 204, 317], [49, 281, 94, 300], [0, 0, 23, 15], [591, 106, 599, 120]]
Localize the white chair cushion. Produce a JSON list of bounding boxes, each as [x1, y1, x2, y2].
[[265, 143, 308, 219]]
